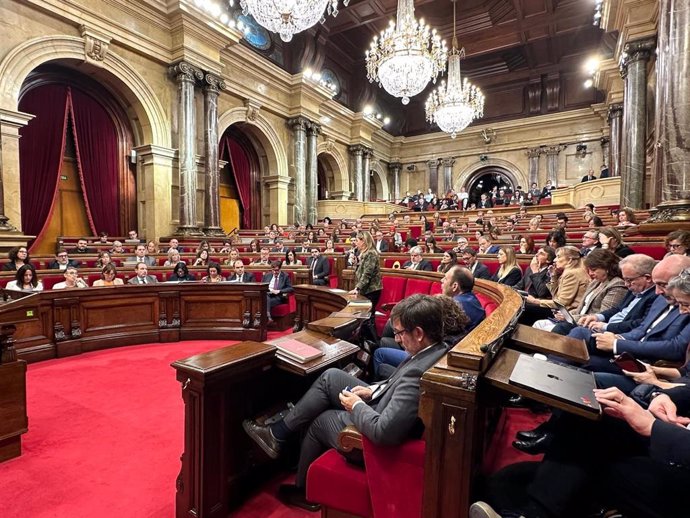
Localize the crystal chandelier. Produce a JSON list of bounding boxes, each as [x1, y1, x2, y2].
[[365, 0, 447, 105], [425, 0, 484, 138], [240, 0, 349, 42]]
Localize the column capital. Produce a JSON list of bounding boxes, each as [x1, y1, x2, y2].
[[526, 147, 542, 158], [620, 37, 656, 78], [287, 116, 310, 131], [426, 158, 439, 169], [307, 121, 322, 137], [607, 103, 623, 121], [168, 61, 204, 84], [442, 158, 456, 167], [363, 147, 374, 159], [203, 73, 226, 94], [348, 144, 366, 156], [264, 174, 292, 187], [388, 162, 403, 171], [545, 144, 565, 156]]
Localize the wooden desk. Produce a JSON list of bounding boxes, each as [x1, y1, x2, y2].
[[0, 283, 269, 362], [292, 285, 371, 339], [510, 324, 589, 364], [266, 329, 359, 375]]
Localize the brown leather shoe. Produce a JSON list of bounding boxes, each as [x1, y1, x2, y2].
[[242, 419, 281, 459], [277, 484, 321, 512]]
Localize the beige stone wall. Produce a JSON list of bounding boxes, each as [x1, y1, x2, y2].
[[0, 0, 623, 238]]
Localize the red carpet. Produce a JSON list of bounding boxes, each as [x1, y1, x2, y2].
[[0, 336, 541, 518]]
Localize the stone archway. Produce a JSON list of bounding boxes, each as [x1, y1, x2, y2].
[[370, 161, 390, 201], [218, 107, 289, 225], [0, 35, 170, 237], [316, 143, 348, 193], [455, 158, 526, 193]]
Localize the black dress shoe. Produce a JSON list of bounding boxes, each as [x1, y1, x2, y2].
[[512, 433, 553, 455], [242, 419, 282, 459], [507, 394, 528, 407], [277, 484, 321, 512], [516, 429, 546, 441]]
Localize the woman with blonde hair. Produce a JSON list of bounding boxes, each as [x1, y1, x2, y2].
[[164, 248, 184, 267], [520, 245, 591, 325], [491, 246, 522, 286], [348, 230, 383, 339]]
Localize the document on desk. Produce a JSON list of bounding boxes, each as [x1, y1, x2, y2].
[[274, 339, 325, 363]]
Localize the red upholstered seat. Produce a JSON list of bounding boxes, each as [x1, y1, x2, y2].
[[306, 450, 372, 518], [476, 293, 498, 316], [483, 260, 499, 275], [374, 276, 407, 335], [307, 438, 426, 518], [430, 281, 442, 295], [630, 245, 667, 260], [42, 275, 66, 290], [403, 278, 433, 298]]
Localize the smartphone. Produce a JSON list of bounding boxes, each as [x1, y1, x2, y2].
[[612, 352, 646, 373]]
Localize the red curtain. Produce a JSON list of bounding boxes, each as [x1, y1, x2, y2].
[[18, 84, 70, 240], [220, 135, 252, 229], [69, 88, 120, 236]]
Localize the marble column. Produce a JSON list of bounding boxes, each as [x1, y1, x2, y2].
[[389, 162, 402, 201], [169, 61, 204, 236], [362, 148, 373, 202], [288, 117, 309, 225], [202, 73, 225, 236], [647, 0, 690, 222], [349, 145, 365, 201], [620, 38, 655, 209], [427, 159, 439, 195], [305, 122, 321, 226], [0, 119, 12, 230], [545, 146, 562, 186], [607, 104, 623, 177], [442, 158, 455, 194], [526, 148, 541, 187]]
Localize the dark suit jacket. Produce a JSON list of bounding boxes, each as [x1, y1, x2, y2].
[[479, 199, 493, 208], [650, 385, 690, 466], [228, 272, 256, 283], [127, 256, 156, 267], [581, 175, 597, 182], [402, 259, 433, 271], [616, 297, 690, 361], [470, 261, 491, 280], [514, 268, 551, 299], [261, 271, 294, 295], [491, 266, 522, 287], [603, 288, 658, 334], [307, 256, 330, 282], [374, 240, 389, 253], [484, 245, 501, 255], [351, 342, 448, 445], [48, 259, 80, 270]]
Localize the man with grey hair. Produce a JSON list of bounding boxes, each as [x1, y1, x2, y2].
[[402, 245, 433, 271], [562, 254, 658, 339], [580, 230, 600, 256]]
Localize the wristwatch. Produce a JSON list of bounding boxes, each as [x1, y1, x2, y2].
[[649, 390, 664, 401]]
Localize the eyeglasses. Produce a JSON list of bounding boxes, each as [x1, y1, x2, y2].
[[391, 328, 409, 338], [622, 274, 647, 284], [669, 243, 684, 249]]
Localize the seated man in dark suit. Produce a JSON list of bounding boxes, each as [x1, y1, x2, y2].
[[513, 247, 556, 299], [460, 247, 491, 280], [472, 385, 690, 518], [127, 244, 156, 267], [581, 169, 597, 182], [374, 230, 389, 253], [307, 248, 330, 286], [48, 249, 80, 270], [127, 262, 158, 285], [252, 247, 271, 266], [227, 260, 255, 283], [599, 163, 610, 178], [243, 295, 451, 511], [261, 260, 294, 321], [402, 246, 433, 271]]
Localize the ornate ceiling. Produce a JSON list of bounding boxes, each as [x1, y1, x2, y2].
[[239, 0, 614, 136]]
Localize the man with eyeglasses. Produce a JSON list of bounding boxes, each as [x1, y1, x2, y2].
[[460, 247, 491, 280], [261, 260, 293, 322], [584, 254, 690, 378], [580, 230, 600, 257], [564, 254, 658, 343], [242, 294, 449, 511], [48, 249, 80, 270], [402, 245, 433, 271]]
